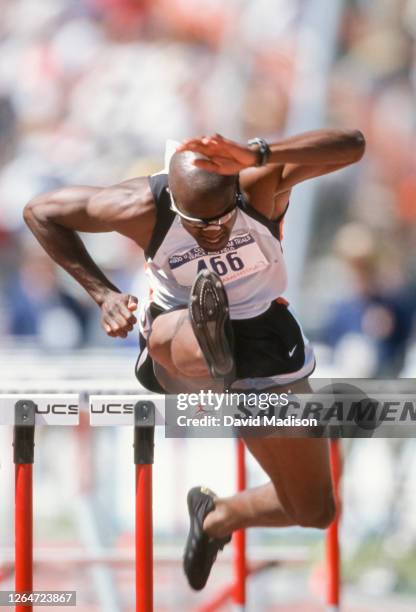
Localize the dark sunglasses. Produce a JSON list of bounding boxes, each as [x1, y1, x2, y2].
[[168, 190, 240, 229]]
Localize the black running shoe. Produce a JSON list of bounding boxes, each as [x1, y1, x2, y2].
[[183, 487, 231, 591], [189, 270, 234, 379]]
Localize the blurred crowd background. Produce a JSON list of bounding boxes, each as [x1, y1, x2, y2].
[[0, 0, 416, 610], [0, 0, 415, 375]]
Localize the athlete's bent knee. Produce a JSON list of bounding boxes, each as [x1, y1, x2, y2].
[[147, 332, 176, 374], [172, 348, 209, 378], [294, 490, 336, 530], [148, 335, 167, 361]]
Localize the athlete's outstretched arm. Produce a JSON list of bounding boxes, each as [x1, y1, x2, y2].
[[23, 178, 155, 338], [176, 129, 365, 176], [176, 129, 365, 218]]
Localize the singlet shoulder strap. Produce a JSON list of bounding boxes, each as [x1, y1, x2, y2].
[[145, 173, 175, 260]]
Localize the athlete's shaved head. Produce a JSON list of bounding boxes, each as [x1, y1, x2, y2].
[[169, 151, 238, 217]]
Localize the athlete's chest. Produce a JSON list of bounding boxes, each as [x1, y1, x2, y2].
[[152, 211, 282, 288]]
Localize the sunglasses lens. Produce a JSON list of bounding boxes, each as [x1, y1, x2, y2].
[[170, 190, 237, 227]]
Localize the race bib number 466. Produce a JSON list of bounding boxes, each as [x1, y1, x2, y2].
[[168, 233, 269, 286]]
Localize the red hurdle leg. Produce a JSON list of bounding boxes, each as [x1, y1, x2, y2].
[[13, 400, 36, 612], [134, 401, 155, 612], [136, 464, 153, 612], [233, 439, 246, 610], [15, 465, 33, 610], [326, 439, 342, 612]]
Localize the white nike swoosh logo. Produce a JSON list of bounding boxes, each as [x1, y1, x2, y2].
[[288, 345, 297, 357]]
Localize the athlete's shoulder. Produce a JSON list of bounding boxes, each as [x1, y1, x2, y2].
[[86, 176, 156, 248], [87, 176, 154, 217]]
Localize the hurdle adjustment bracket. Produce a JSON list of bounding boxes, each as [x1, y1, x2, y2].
[[134, 401, 155, 465], [13, 400, 36, 464]]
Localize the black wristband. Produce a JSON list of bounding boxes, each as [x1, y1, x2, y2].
[[247, 137, 271, 166]]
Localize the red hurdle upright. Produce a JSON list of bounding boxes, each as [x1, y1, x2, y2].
[[233, 438, 247, 610], [326, 438, 342, 612], [134, 401, 156, 612], [13, 400, 36, 612]]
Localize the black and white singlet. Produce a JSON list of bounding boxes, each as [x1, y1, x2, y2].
[[140, 172, 288, 337], [135, 166, 316, 391]]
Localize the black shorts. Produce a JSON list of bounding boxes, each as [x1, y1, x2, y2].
[[135, 300, 315, 393]]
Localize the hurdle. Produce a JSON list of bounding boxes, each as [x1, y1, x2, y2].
[[89, 395, 253, 612], [0, 394, 79, 611], [2, 391, 342, 610], [89, 394, 163, 612]]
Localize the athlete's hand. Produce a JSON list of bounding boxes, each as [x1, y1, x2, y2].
[[100, 291, 138, 338], [176, 134, 257, 174]]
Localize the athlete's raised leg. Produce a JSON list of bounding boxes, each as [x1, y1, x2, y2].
[[147, 270, 234, 392], [147, 310, 228, 393], [148, 309, 210, 378]]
